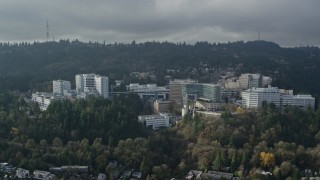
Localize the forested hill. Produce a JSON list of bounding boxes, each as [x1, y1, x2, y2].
[[0, 40, 320, 95]]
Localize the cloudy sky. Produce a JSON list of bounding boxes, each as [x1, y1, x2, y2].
[[0, 0, 319, 46]]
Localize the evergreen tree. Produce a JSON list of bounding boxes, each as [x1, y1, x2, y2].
[[213, 152, 221, 170], [231, 150, 238, 172]]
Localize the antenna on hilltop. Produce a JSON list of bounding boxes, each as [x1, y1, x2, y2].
[[258, 29, 261, 41], [46, 20, 50, 42]]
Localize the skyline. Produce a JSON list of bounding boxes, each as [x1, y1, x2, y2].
[[0, 0, 319, 47]]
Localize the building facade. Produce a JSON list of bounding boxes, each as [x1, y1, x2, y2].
[[182, 83, 221, 104], [138, 113, 170, 130], [127, 83, 169, 100], [239, 73, 263, 89], [154, 100, 170, 113], [95, 75, 109, 98], [32, 92, 63, 111], [52, 80, 71, 95], [242, 87, 315, 110], [242, 87, 281, 108], [75, 74, 109, 98], [169, 79, 197, 107]]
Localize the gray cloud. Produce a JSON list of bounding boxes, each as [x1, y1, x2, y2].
[[0, 0, 319, 46]]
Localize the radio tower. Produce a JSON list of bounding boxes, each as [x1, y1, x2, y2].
[[46, 20, 50, 42]]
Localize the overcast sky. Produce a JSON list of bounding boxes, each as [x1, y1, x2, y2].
[[0, 0, 319, 47]]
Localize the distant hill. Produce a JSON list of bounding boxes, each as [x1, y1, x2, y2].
[[0, 40, 319, 97]]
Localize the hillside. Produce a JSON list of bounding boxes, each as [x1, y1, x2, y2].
[[0, 40, 319, 96]]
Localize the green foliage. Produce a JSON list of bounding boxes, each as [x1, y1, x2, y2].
[[1, 40, 320, 98], [213, 151, 221, 170], [231, 151, 239, 172]]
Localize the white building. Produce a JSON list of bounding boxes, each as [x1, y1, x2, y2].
[[127, 83, 169, 100], [76, 74, 95, 93], [16, 168, 30, 179], [138, 113, 170, 130], [242, 87, 315, 110], [239, 73, 263, 89], [262, 76, 273, 87], [32, 92, 63, 111], [224, 78, 240, 89], [95, 76, 109, 98], [242, 87, 280, 108], [75, 73, 109, 98], [52, 80, 71, 95], [293, 95, 315, 110], [33, 170, 54, 180]]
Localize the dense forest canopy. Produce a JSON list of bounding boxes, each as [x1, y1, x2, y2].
[[1, 40, 320, 179], [1, 92, 320, 179], [0, 40, 319, 96]]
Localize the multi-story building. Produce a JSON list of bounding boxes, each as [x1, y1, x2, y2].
[[281, 94, 315, 110], [75, 73, 109, 98], [182, 83, 221, 104], [262, 76, 273, 87], [138, 113, 170, 130], [169, 79, 197, 106], [242, 86, 315, 110], [95, 75, 109, 98], [154, 100, 170, 113], [127, 83, 169, 100], [32, 92, 64, 111], [293, 95, 315, 110], [52, 80, 71, 95], [239, 73, 263, 89], [76, 74, 95, 93], [242, 87, 281, 108]]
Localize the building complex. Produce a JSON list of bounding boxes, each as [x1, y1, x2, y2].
[[242, 86, 315, 110], [138, 113, 170, 130], [76, 74, 109, 98], [126, 83, 169, 100], [52, 80, 71, 96], [32, 73, 109, 110]]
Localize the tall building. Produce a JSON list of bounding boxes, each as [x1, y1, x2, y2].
[[242, 86, 315, 110], [52, 80, 71, 95], [76, 74, 96, 93], [239, 73, 263, 89], [182, 83, 221, 104], [242, 86, 280, 108], [95, 75, 109, 98], [262, 76, 273, 87], [75, 74, 109, 98], [169, 79, 197, 106]]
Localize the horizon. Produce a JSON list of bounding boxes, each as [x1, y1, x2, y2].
[[0, 0, 319, 47], [0, 39, 318, 48]]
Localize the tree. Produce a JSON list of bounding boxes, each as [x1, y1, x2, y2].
[[25, 138, 36, 149], [231, 150, 238, 172], [280, 161, 292, 177], [52, 137, 63, 148], [108, 134, 114, 149], [213, 152, 221, 170], [220, 150, 227, 166], [177, 160, 187, 176], [140, 158, 151, 176], [152, 164, 170, 180], [260, 152, 275, 169], [241, 151, 250, 170]]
